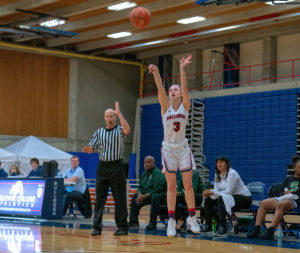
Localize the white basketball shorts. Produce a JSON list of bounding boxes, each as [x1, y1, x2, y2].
[[161, 139, 196, 173]]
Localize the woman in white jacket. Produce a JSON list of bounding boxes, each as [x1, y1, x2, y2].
[[202, 155, 252, 236]]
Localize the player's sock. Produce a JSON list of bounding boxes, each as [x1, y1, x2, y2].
[[168, 210, 175, 220], [188, 208, 195, 217]]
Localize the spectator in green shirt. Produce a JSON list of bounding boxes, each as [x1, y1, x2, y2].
[[129, 156, 164, 229], [176, 170, 204, 231]]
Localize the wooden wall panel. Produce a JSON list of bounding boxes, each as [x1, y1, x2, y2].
[[0, 49, 69, 138]]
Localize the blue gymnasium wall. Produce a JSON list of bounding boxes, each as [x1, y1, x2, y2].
[[140, 104, 163, 176], [68, 152, 99, 179], [204, 89, 298, 187], [140, 88, 299, 186]]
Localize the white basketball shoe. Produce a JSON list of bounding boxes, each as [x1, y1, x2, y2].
[[167, 218, 176, 237], [187, 215, 200, 233]]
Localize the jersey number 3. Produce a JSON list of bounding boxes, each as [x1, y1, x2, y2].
[[173, 121, 181, 132]]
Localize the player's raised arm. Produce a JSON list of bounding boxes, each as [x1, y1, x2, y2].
[[148, 64, 170, 115], [180, 55, 192, 112]]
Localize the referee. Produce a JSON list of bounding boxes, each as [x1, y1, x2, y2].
[[83, 101, 130, 236]]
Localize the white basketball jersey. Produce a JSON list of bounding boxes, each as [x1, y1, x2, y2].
[[162, 104, 189, 145]]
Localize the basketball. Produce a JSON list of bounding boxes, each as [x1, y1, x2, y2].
[[130, 7, 151, 29]]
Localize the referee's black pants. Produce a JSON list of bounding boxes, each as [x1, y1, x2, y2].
[[93, 159, 128, 231]]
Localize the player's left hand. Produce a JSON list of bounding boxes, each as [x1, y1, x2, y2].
[[180, 54, 192, 69]]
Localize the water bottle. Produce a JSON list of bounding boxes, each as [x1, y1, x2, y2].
[[277, 223, 283, 239], [277, 239, 282, 248], [212, 218, 217, 233]]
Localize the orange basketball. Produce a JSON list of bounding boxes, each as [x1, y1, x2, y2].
[[130, 7, 151, 29]]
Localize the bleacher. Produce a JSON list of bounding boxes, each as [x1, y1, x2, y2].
[[86, 179, 140, 211]]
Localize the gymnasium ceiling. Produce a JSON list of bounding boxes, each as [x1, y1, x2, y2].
[[0, 0, 299, 59]]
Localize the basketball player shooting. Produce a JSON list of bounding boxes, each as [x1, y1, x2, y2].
[[148, 55, 200, 237]]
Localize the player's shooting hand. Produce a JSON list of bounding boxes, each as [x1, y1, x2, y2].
[[180, 54, 192, 69], [147, 64, 158, 74]]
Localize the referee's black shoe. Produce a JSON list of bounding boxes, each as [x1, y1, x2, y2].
[[114, 229, 128, 236], [91, 228, 102, 236], [128, 221, 139, 227]]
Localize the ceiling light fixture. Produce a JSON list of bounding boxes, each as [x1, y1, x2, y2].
[[40, 19, 65, 27], [176, 16, 206, 24], [107, 2, 137, 11], [107, 32, 132, 38]]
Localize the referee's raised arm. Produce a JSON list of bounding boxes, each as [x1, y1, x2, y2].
[[114, 101, 130, 135]]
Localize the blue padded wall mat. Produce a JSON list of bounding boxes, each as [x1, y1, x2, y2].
[[204, 88, 299, 186], [140, 104, 163, 176]]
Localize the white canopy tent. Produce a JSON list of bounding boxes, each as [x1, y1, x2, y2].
[[0, 148, 18, 173], [4, 135, 72, 176]]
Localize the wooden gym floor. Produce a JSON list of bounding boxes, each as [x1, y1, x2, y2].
[[1, 209, 300, 253]]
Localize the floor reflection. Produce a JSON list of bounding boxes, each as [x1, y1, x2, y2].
[[0, 223, 41, 253], [0, 219, 300, 252]]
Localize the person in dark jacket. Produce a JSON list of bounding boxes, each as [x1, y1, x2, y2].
[[129, 156, 164, 229], [176, 170, 204, 231], [27, 158, 42, 177], [0, 161, 8, 178]]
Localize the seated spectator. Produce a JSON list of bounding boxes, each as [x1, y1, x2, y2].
[[0, 161, 8, 178], [176, 170, 204, 231], [9, 164, 22, 177], [247, 156, 300, 240], [128, 156, 165, 230], [27, 158, 42, 177], [202, 155, 252, 236], [63, 155, 91, 219]]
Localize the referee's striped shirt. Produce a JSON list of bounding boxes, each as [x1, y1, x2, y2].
[[88, 125, 127, 161]]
